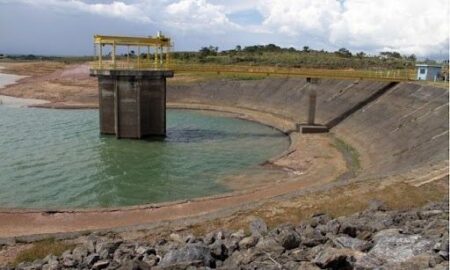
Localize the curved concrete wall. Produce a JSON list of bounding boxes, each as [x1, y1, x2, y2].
[[168, 78, 449, 184]]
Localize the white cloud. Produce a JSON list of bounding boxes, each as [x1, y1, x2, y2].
[[329, 0, 448, 55], [255, 0, 449, 56], [9, 0, 152, 23], [2, 0, 448, 56], [165, 0, 239, 32], [258, 0, 342, 36]]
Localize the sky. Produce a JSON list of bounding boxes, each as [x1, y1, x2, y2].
[[0, 0, 449, 59]]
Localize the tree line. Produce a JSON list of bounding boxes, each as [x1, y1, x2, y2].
[[172, 44, 420, 69]]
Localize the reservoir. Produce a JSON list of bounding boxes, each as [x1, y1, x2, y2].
[[0, 106, 289, 208]]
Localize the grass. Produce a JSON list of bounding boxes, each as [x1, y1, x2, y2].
[[168, 177, 448, 237], [12, 238, 75, 266], [332, 137, 361, 174]]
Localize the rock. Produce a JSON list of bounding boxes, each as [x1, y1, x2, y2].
[[184, 234, 197, 244], [92, 259, 110, 269], [249, 218, 268, 236], [221, 249, 257, 269], [95, 240, 122, 255], [313, 247, 361, 269], [85, 253, 100, 266], [369, 229, 434, 263], [287, 247, 309, 261], [419, 210, 444, 219], [45, 257, 59, 270], [254, 237, 284, 255], [210, 240, 228, 261], [332, 236, 372, 251], [339, 222, 358, 238], [85, 235, 97, 253], [311, 213, 332, 227], [169, 233, 184, 244], [276, 228, 300, 250], [62, 255, 76, 268], [142, 254, 159, 266], [203, 231, 216, 245], [301, 227, 326, 247], [297, 261, 321, 270], [367, 199, 387, 212], [223, 237, 240, 254], [159, 243, 214, 268], [230, 229, 245, 241], [324, 219, 341, 235], [135, 246, 155, 256], [353, 254, 385, 269], [239, 235, 259, 250], [72, 245, 89, 262]]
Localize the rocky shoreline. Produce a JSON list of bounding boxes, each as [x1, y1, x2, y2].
[[6, 200, 448, 270]]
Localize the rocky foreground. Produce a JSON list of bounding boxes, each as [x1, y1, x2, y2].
[[9, 200, 449, 270]]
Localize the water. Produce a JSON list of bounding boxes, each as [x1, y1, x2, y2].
[[0, 107, 288, 208]]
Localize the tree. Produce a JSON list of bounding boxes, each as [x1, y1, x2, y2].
[[235, 45, 241, 51], [303, 46, 310, 53], [380, 51, 402, 59], [335, 48, 352, 58], [356, 51, 366, 59], [406, 54, 416, 62], [199, 46, 219, 57]]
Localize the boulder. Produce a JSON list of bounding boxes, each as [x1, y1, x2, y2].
[[239, 235, 259, 250], [313, 247, 362, 269], [72, 245, 89, 262], [210, 240, 229, 261], [276, 228, 301, 250], [301, 227, 326, 247], [332, 236, 372, 251], [249, 218, 268, 236], [159, 243, 214, 268], [85, 253, 100, 266], [255, 237, 284, 255], [369, 229, 434, 263], [92, 260, 110, 269]]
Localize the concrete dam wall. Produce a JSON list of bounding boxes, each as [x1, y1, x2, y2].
[[168, 78, 449, 185]]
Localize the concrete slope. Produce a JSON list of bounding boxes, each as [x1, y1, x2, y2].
[[168, 78, 449, 185]]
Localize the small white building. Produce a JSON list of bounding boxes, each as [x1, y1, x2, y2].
[[416, 64, 442, 81]]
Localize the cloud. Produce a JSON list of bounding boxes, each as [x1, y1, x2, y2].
[[165, 0, 239, 33], [258, 0, 342, 37], [1, 0, 448, 56], [255, 0, 449, 56], [6, 0, 152, 23], [329, 0, 449, 55]]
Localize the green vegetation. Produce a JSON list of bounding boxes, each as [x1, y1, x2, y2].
[[12, 238, 74, 266], [1, 55, 92, 64], [332, 137, 361, 173], [172, 44, 417, 70]]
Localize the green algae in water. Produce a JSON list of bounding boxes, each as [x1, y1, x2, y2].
[[0, 107, 288, 208]]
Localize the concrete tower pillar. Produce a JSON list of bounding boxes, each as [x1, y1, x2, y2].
[[91, 70, 174, 139]]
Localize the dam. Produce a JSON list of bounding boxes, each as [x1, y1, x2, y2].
[[0, 67, 447, 237]]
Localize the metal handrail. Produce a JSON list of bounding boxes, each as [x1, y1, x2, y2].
[[90, 61, 415, 81]]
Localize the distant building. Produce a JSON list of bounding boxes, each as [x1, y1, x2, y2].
[[416, 64, 442, 81]]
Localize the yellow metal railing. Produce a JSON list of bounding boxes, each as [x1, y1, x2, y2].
[[90, 60, 415, 81], [91, 34, 414, 81]]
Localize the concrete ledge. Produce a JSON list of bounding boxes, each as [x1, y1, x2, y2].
[[297, 124, 329, 134], [90, 69, 174, 78]]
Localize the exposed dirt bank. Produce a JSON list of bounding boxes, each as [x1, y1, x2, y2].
[[0, 62, 447, 245]]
